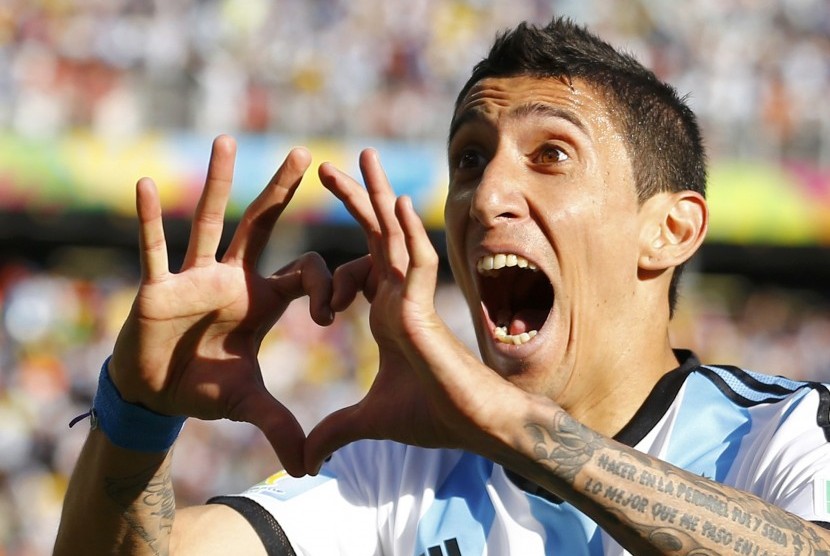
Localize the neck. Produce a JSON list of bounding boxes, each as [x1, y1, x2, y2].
[[561, 336, 679, 439]]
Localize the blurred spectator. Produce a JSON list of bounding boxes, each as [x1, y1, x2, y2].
[[0, 0, 828, 161]]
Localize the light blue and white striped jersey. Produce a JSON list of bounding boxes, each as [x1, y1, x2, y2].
[[212, 351, 830, 555]]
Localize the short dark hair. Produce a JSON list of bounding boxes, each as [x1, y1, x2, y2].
[[452, 17, 707, 315]]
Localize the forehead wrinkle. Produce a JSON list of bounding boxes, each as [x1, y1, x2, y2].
[[449, 98, 509, 145], [449, 91, 590, 146], [449, 80, 518, 144]]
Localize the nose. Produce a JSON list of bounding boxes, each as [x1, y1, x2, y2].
[[469, 150, 527, 226]]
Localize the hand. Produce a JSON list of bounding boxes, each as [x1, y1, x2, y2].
[[109, 135, 333, 476], [305, 149, 522, 472]]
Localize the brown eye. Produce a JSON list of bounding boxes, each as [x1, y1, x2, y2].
[[537, 145, 569, 164]]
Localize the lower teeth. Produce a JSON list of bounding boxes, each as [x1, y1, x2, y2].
[[494, 327, 537, 345]]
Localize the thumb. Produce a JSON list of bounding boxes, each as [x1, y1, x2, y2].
[[230, 389, 307, 477], [304, 404, 368, 475]]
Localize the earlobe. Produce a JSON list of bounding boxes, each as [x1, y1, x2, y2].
[[639, 191, 708, 271]]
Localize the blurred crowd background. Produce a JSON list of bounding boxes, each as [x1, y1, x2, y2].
[[2, 0, 829, 159], [1, 0, 830, 554]]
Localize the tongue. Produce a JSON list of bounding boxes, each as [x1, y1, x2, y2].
[[509, 309, 547, 335]]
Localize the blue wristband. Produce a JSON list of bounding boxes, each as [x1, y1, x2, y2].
[[89, 358, 187, 452]]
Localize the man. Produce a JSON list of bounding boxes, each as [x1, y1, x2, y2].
[[55, 17, 830, 555]]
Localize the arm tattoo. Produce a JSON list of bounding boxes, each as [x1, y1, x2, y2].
[[104, 460, 175, 556], [523, 412, 830, 555], [526, 412, 604, 483]]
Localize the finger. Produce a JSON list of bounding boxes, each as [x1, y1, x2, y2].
[[268, 252, 334, 326], [318, 162, 387, 268], [359, 149, 408, 272], [182, 135, 237, 270], [331, 255, 375, 311], [135, 177, 169, 281], [396, 196, 439, 304], [228, 388, 307, 477], [304, 405, 368, 476], [223, 147, 312, 269]]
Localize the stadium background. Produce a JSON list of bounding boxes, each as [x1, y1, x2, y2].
[[0, 0, 829, 553]]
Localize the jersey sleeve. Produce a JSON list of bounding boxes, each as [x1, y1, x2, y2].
[[209, 440, 399, 555], [739, 385, 830, 523]]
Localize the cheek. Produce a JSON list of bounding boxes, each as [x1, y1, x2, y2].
[[537, 200, 636, 279], [444, 186, 470, 216], [580, 218, 642, 296], [443, 192, 469, 247], [443, 195, 470, 278]]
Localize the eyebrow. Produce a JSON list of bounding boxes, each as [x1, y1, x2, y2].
[[448, 101, 588, 145], [512, 102, 588, 133]]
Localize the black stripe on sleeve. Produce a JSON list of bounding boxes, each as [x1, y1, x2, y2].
[[696, 367, 786, 407], [710, 365, 798, 397], [815, 384, 830, 442], [208, 495, 297, 556]]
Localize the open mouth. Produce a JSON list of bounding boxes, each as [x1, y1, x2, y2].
[[476, 253, 554, 346]]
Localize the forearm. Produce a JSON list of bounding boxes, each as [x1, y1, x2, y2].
[[502, 398, 830, 555], [54, 428, 176, 556]]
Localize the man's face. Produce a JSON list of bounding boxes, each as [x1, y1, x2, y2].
[[444, 75, 646, 401]]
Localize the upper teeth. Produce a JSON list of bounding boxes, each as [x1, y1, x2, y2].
[[477, 253, 538, 275]]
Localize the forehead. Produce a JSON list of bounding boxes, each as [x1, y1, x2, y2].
[[450, 75, 617, 141]]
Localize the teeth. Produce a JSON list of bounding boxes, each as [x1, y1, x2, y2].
[[494, 327, 537, 345], [477, 254, 537, 274], [479, 253, 543, 346]]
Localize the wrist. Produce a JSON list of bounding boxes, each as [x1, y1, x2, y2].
[[84, 357, 187, 452]]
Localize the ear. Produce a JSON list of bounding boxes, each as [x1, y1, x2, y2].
[[638, 190, 708, 271]]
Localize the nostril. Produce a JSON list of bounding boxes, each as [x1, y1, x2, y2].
[[470, 191, 522, 225]]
